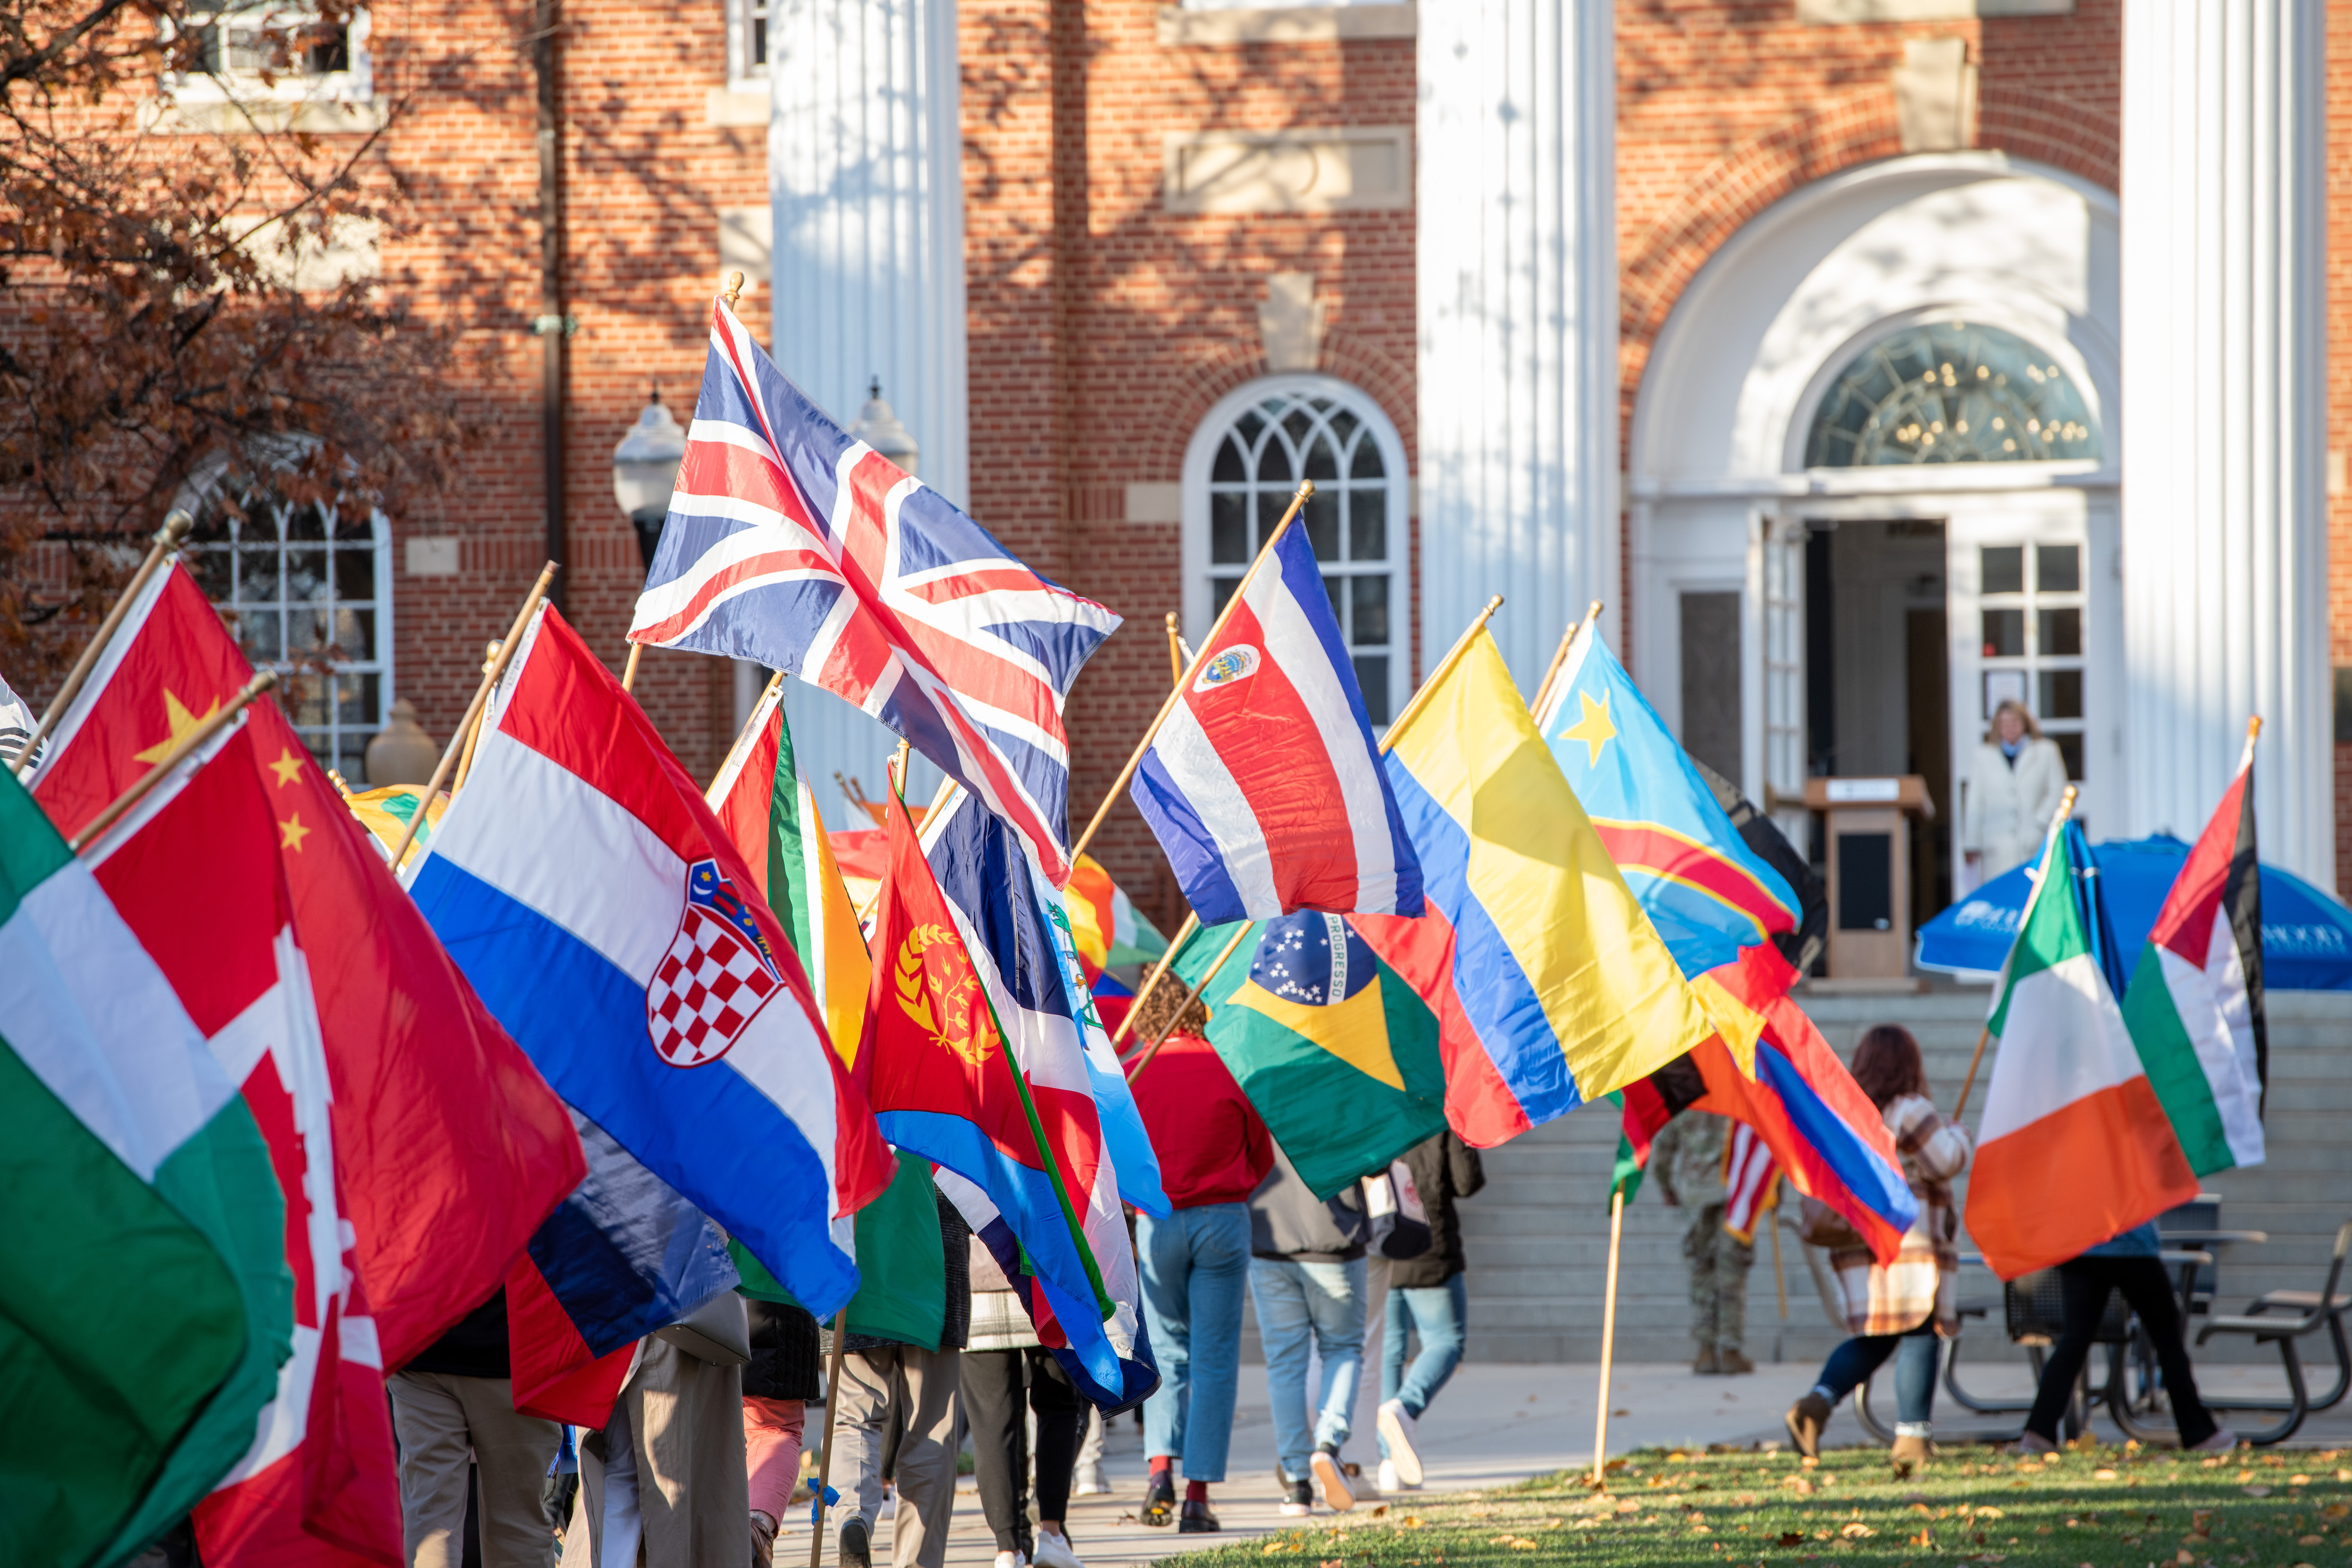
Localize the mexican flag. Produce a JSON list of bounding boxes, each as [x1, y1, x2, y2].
[[1176, 912, 1448, 1199], [1966, 821, 2199, 1279], [2118, 734, 2268, 1176], [709, 678, 872, 1064], [0, 764, 289, 1568]]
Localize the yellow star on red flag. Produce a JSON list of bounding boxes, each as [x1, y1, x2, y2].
[[131, 689, 223, 764], [278, 812, 312, 852]]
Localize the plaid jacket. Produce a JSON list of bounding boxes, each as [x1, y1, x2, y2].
[[1829, 1094, 1973, 1336]]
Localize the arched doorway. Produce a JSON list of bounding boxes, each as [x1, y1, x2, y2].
[[1628, 153, 2119, 921]]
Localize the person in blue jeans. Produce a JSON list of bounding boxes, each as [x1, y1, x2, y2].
[[1377, 1132, 1484, 1492], [1248, 1145, 1371, 1516], [1125, 994, 1276, 1533]]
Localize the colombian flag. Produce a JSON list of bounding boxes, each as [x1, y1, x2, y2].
[[1355, 629, 1714, 1145], [1534, 623, 1802, 1072]]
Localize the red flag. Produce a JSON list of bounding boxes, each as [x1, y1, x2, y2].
[[30, 564, 585, 1562]]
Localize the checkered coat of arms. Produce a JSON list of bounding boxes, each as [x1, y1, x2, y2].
[[646, 858, 783, 1066]]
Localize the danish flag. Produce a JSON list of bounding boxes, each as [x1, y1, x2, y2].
[[627, 300, 1122, 887]]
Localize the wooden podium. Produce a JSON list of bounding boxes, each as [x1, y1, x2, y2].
[[1804, 775, 1936, 987]]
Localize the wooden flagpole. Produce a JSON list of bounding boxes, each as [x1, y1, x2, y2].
[[1951, 782, 2077, 1122], [810, 1306, 850, 1568], [707, 670, 787, 796], [386, 562, 559, 868], [1767, 1176, 1789, 1363], [69, 670, 278, 854], [1164, 611, 1184, 688], [1065, 479, 1314, 867], [1113, 593, 1504, 1058], [450, 641, 500, 794], [1591, 1185, 1627, 1488], [15, 510, 195, 779], [620, 642, 644, 693], [1529, 599, 1605, 723], [1121, 921, 1251, 1082]]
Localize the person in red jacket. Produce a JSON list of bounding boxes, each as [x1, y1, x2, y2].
[[1114, 985, 1275, 1535]]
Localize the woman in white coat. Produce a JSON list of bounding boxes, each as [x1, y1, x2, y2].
[[1961, 701, 2067, 885]]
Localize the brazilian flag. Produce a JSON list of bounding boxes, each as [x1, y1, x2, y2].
[[1174, 914, 1449, 1198]]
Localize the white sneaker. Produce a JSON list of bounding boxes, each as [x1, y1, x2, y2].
[[1377, 1399, 1424, 1489], [1377, 1459, 1400, 1494], [2189, 1427, 2240, 1453], [1032, 1529, 1084, 1568], [1310, 1450, 1355, 1513], [1279, 1479, 1313, 1517], [1073, 1460, 1110, 1496], [993, 1553, 1028, 1568]]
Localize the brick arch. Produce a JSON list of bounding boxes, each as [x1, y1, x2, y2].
[[1618, 86, 2120, 449], [1136, 332, 1418, 484]]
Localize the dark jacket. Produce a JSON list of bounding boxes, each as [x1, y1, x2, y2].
[[1248, 1146, 1368, 1262], [744, 1299, 823, 1400], [1388, 1134, 1485, 1289], [401, 1288, 510, 1380]]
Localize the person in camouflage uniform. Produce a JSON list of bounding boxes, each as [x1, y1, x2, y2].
[[1649, 1112, 1754, 1375]]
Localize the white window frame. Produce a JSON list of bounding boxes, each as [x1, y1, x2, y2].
[[1181, 373, 1411, 728], [726, 0, 771, 87], [167, 4, 373, 106]]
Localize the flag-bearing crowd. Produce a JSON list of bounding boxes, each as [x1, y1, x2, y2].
[[5, 295, 2270, 1568]]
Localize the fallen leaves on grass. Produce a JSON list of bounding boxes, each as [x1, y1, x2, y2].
[[2244, 1486, 2274, 1497], [2095, 1469, 2119, 1479], [1839, 1523, 1875, 1539]]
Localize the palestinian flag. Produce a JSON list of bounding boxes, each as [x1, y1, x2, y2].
[[0, 764, 289, 1568], [1967, 821, 2199, 1279], [708, 678, 871, 1063], [1175, 912, 1447, 1199], [1062, 855, 1168, 982], [2119, 732, 2267, 1175]]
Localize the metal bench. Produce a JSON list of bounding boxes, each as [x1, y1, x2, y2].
[[2188, 1218, 2352, 1446]]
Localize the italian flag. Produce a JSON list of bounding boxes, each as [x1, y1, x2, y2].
[[2118, 734, 2268, 1175], [0, 765, 289, 1568], [1966, 820, 2199, 1279], [709, 678, 873, 1065]]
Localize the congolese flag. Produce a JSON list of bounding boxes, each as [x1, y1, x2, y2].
[[0, 764, 288, 1568], [1534, 623, 1802, 1072], [1354, 628, 1714, 1145], [1174, 912, 1449, 1198], [1968, 821, 2199, 1279], [2117, 731, 2267, 1176]]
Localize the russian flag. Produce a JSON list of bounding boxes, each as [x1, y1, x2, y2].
[[1133, 523, 1421, 925], [407, 605, 895, 1323]]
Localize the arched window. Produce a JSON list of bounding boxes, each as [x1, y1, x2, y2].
[[1806, 320, 2102, 468], [181, 473, 393, 781], [1182, 376, 1409, 725]]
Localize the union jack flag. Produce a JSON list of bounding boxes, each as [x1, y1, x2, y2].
[[629, 300, 1121, 886]]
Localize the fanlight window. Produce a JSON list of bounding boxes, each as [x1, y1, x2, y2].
[[1806, 321, 2102, 468]]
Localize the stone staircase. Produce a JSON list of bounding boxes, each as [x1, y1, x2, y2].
[[1451, 986, 2352, 1367]]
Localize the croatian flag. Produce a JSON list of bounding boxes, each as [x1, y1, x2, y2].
[[1132, 523, 1421, 925], [627, 299, 1121, 887], [408, 604, 896, 1322]]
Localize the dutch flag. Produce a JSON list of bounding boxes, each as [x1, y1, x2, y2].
[[406, 604, 896, 1323], [1133, 524, 1422, 925]]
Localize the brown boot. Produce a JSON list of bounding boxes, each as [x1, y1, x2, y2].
[[1718, 1347, 1756, 1375], [1889, 1434, 1932, 1477], [1692, 1343, 1721, 1375], [1785, 1391, 1830, 1459]]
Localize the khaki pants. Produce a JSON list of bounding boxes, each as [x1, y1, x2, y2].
[[388, 1370, 562, 1568], [564, 1337, 749, 1568], [830, 1346, 960, 1568]]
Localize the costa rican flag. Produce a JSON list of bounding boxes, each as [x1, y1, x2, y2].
[[1132, 524, 1422, 925], [628, 299, 1121, 888]]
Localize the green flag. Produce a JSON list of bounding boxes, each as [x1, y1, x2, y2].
[[0, 768, 289, 1567], [1175, 914, 1448, 1199]]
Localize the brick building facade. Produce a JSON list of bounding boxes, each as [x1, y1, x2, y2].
[[108, 0, 2352, 921]]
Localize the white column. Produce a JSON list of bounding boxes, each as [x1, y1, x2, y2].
[[2121, 0, 2331, 885], [766, 0, 963, 803], [1417, 0, 1616, 691]]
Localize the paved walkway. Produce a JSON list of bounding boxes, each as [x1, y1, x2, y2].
[[769, 1359, 2352, 1568]]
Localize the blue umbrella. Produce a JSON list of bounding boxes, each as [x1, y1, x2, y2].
[[1916, 834, 2352, 990]]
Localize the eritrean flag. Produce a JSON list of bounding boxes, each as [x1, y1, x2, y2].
[[1534, 622, 1802, 1072], [1356, 628, 1713, 1145]]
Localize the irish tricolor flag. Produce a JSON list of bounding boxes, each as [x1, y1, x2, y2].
[[2118, 733, 2268, 1176], [1967, 821, 2199, 1279], [0, 765, 288, 1567]]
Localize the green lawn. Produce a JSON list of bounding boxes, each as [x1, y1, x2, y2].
[[1164, 1444, 2352, 1568]]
